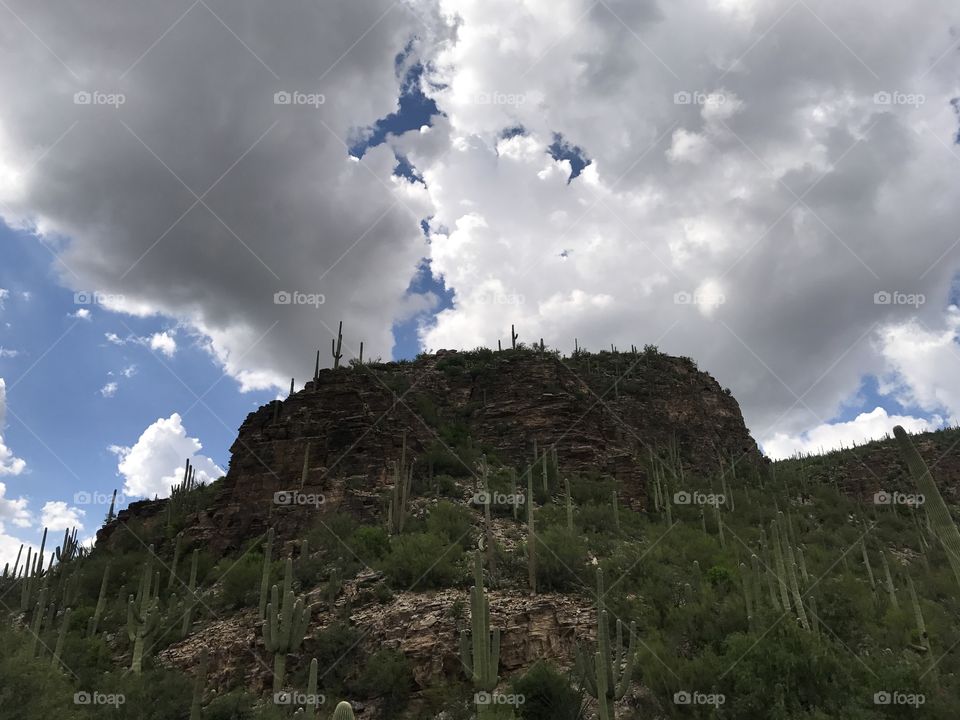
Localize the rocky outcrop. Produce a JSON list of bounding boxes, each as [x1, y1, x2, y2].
[[207, 349, 764, 551]]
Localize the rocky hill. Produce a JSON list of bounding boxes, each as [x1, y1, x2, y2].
[[22, 346, 960, 720], [202, 346, 763, 552]]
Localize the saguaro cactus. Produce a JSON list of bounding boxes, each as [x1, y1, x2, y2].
[[880, 549, 899, 609], [168, 532, 184, 590], [87, 563, 111, 637], [770, 519, 792, 614], [304, 657, 320, 718], [51, 607, 71, 671], [127, 548, 160, 674], [190, 649, 209, 720], [182, 549, 200, 637], [574, 568, 636, 720], [331, 321, 343, 369], [459, 552, 501, 719], [527, 468, 537, 595], [300, 443, 311, 489], [262, 559, 311, 693], [894, 425, 960, 589], [259, 528, 275, 621], [332, 702, 355, 720]]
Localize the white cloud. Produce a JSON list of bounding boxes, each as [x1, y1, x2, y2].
[[148, 331, 177, 358], [0, 481, 30, 528], [0, 288, 8, 309], [0, 379, 25, 476], [110, 413, 223, 499], [0, 1, 436, 395], [763, 407, 943, 460], [0, 348, 18, 358], [0, 0, 957, 449], [99, 382, 118, 398], [877, 307, 960, 424], [398, 0, 960, 441], [40, 501, 85, 531], [69, 307, 91, 320]]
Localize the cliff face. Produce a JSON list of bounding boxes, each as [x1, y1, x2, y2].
[[205, 348, 764, 551]]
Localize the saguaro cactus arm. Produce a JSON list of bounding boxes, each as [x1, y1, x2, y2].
[[894, 425, 960, 589]]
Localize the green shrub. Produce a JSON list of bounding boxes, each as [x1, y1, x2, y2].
[[427, 501, 475, 548], [311, 624, 364, 696], [214, 552, 263, 609], [202, 689, 256, 720], [535, 527, 587, 591], [380, 533, 463, 589], [512, 661, 585, 720], [356, 649, 413, 716], [350, 526, 390, 563]]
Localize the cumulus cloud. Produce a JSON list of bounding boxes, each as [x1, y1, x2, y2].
[[0, 0, 438, 395], [0, 481, 30, 528], [110, 413, 223, 499], [877, 306, 960, 424], [69, 307, 91, 320], [148, 331, 177, 358], [763, 406, 943, 459], [0, 480, 32, 568], [99, 382, 118, 398], [402, 0, 960, 445], [0, 0, 958, 451], [40, 500, 85, 531], [0, 379, 26, 476]]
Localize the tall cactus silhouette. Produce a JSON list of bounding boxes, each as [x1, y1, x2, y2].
[[262, 558, 311, 693], [894, 425, 960, 589], [459, 551, 501, 719], [574, 568, 637, 720], [331, 320, 343, 369], [87, 563, 110, 638], [127, 545, 160, 674], [259, 528, 274, 621], [527, 467, 537, 595]]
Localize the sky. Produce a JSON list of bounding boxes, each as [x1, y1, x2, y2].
[[1, 0, 960, 566]]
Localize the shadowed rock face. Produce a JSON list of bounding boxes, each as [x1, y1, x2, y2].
[[203, 349, 764, 551]]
